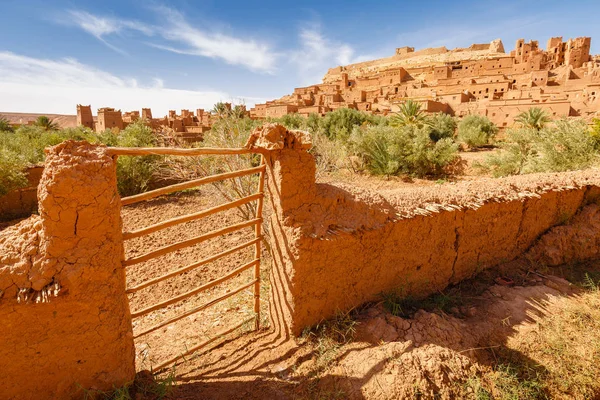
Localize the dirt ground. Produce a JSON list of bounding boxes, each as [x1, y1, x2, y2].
[[118, 183, 599, 400], [121, 187, 270, 371]]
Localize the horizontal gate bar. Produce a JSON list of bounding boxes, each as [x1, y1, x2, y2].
[[123, 193, 263, 240], [107, 147, 254, 156], [152, 316, 255, 373], [133, 279, 256, 337], [121, 164, 265, 206], [131, 261, 259, 319], [123, 218, 261, 267], [126, 237, 261, 293]]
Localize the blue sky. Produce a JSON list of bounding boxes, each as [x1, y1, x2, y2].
[[1, 0, 599, 115]]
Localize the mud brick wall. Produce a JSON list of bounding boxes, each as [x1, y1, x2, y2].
[[248, 124, 600, 336], [0, 141, 135, 399]]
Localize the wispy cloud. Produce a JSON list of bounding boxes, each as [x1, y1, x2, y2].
[[148, 7, 278, 73], [66, 10, 153, 55], [0, 52, 264, 115], [64, 7, 278, 73], [289, 24, 374, 85]]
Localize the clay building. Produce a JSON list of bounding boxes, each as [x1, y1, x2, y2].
[[96, 108, 124, 131], [251, 35, 598, 127], [76, 105, 219, 143], [76, 104, 94, 129]]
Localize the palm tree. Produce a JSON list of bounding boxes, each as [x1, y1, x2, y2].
[[390, 100, 428, 128], [34, 115, 59, 131], [0, 116, 13, 132], [211, 102, 232, 119], [231, 105, 247, 119], [514, 107, 551, 131]]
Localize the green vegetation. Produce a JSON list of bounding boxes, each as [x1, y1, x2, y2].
[[0, 120, 159, 196], [109, 120, 161, 196], [390, 99, 428, 128], [349, 124, 459, 177], [429, 111, 457, 142], [0, 148, 28, 196], [34, 115, 59, 131], [481, 119, 599, 177], [0, 116, 13, 132], [457, 114, 498, 148], [514, 107, 551, 131], [271, 104, 459, 178]]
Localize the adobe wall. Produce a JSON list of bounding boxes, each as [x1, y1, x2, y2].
[[0, 165, 43, 221], [0, 141, 135, 399], [248, 124, 600, 335]]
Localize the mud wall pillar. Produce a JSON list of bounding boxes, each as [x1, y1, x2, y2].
[[0, 141, 135, 399], [247, 124, 315, 337]]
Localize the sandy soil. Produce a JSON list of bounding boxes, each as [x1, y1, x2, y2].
[[121, 187, 269, 371], [163, 256, 599, 400]]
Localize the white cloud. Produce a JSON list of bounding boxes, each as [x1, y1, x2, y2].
[[66, 10, 153, 55], [290, 25, 373, 85], [64, 7, 278, 73], [149, 7, 278, 73], [0, 52, 264, 115]]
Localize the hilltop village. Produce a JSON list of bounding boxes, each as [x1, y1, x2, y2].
[[75, 36, 599, 134], [250, 36, 600, 127]]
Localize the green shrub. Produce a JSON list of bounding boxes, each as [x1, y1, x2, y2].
[[588, 118, 600, 150], [428, 112, 456, 142], [481, 128, 540, 177], [0, 148, 28, 195], [457, 115, 498, 148], [310, 131, 350, 175], [320, 108, 383, 141], [270, 113, 306, 130], [532, 119, 598, 172], [389, 99, 428, 128], [0, 116, 13, 132], [481, 119, 599, 177], [306, 113, 321, 134], [349, 124, 459, 177], [108, 120, 160, 196]]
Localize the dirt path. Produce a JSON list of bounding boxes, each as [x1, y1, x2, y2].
[[122, 188, 270, 371]]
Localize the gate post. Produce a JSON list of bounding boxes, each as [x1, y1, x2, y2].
[[246, 124, 315, 336], [0, 141, 135, 399]]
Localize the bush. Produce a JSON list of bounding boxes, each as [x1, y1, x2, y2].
[[588, 118, 600, 150], [0, 116, 13, 132], [0, 148, 28, 195], [532, 119, 598, 172], [310, 131, 351, 175], [270, 113, 306, 130], [106, 120, 161, 196], [457, 115, 498, 148], [320, 108, 384, 141], [428, 113, 456, 142], [349, 124, 459, 177], [480, 128, 540, 177], [481, 119, 599, 177]]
